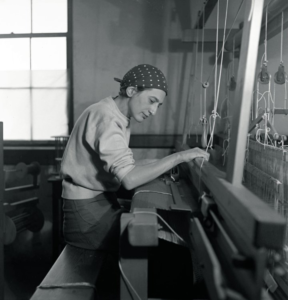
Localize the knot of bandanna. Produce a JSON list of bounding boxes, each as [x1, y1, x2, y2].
[[114, 64, 168, 95]]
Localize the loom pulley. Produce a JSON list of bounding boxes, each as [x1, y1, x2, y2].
[[229, 76, 236, 91], [274, 63, 287, 85], [202, 81, 209, 89], [258, 62, 270, 84]]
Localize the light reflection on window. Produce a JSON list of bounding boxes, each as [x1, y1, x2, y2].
[[0, 0, 68, 140], [31, 37, 67, 70], [0, 0, 31, 34], [0, 90, 31, 140], [32, 0, 67, 33], [0, 39, 30, 70]]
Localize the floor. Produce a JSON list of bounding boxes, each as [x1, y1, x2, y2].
[[4, 237, 209, 300]]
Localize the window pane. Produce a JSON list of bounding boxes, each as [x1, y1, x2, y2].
[[32, 89, 68, 140], [0, 0, 31, 34], [0, 39, 30, 70], [0, 90, 31, 140], [31, 70, 68, 88], [32, 0, 67, 33], [0, 71, 31, 88], [31, 37, 67, 70]]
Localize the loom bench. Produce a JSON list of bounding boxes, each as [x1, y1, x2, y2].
[[30, 244, 107, 300]]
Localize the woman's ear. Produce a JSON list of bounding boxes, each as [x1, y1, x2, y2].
[[126, 86, 137, 97]]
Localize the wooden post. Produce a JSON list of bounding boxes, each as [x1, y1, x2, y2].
[[183, 42, 196, 144], [227, 0, 265, 186], [0, 122, 4, 299]]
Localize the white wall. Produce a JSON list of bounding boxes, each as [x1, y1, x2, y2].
[[72, 0, 224, 136]]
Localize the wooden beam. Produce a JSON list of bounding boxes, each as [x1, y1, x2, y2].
[[274, 108, 288, 115], [227, 0, 265, 186], [226, 0, 288, 51], [178, 149, 286, 250], [0, 123, 4, 300], [182, 29, 238, 43], [260, 1, 288, 43], [174, 0, 191, 30], [248, 113, 265, 133], [197, 0, 218, 29]]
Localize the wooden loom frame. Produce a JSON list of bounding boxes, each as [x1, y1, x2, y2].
[[180, 1, 287, 298], [182, 0, 285, 243], [0, 122, 4, 299]]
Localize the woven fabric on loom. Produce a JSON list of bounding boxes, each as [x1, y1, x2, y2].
[[244, 139, 288, 272], [131, 178, 192, 246]]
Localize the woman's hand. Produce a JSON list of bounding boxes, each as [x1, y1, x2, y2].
[[180, 147, 210, 163]]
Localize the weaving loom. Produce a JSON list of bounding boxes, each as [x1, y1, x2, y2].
[[244, 139, 288, 276], [120, 1, 287, 300]]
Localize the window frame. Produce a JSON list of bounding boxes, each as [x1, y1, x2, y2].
[[1, 0, 73, 147]]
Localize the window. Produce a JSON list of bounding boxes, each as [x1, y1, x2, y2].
[[0, 0, 70, 140]]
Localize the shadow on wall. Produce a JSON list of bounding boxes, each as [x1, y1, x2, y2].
[[106, 0, 166, 53]]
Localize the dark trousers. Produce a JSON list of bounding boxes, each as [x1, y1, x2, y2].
[[62, 193, 125, 254]]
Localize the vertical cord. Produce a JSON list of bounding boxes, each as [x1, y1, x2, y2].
[[207, 0, 229, 149], [187, 13, 200, 138], [273, 81, 276, 125], [215, 0, 229, 110], [267, 81, 271, 120], [200, 4, 205, 118], [281, 11, 284, 63], [264, 6, 268, 62], [214, 0, 219, 109], [232, 37, 235, 76], [285, 81, 287, 109], [190, 12, 200, 137], [205, 0, 244, 83], [204, 88, 207, 116], [256, 81, 260, 118], [191, 13, 201, 139]]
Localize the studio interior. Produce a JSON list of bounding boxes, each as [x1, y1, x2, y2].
[[0, 0, 288, 300]]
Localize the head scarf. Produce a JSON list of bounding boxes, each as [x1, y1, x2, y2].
[[114, 64, 168, 95]]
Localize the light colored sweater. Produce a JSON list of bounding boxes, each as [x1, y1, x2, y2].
[[60, 96, 135, 199]]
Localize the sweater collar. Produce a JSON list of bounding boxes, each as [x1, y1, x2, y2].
[[107, 96, 130, 127]]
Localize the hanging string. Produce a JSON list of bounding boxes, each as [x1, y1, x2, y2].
[[285, 81, 287, 109], [198, 0, 229, 177], [232, 37, 235, 76], [189, 11, 201, 137], [204, 87, 207, 117], [245, 134, 251, 164], [200, 3, 205, 119], [273, 81, 276, 125], [190, 26, 200, 136], [281, 11, 284, 63], [264, 6, 268, 62], [214, 0, 219, 110], [222, 135, 230, 166], [206, 0, 245, 83], [207, 0, 229, 149]]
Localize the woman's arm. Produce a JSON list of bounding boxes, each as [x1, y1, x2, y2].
[[134, 158, 159, 166], [121, 147, 209, 190]]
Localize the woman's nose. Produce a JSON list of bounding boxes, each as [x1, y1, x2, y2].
[[149, 105, 157, 115]]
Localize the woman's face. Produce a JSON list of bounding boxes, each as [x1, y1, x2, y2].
[[128, 88, 166, 123]]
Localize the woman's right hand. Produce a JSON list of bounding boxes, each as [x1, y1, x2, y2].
[[180, 147, 210, 163]]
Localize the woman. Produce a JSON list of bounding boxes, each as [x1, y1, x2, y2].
[[60, 64, 209, 254]]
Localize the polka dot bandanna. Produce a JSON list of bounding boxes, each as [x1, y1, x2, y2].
[[114, 64, 168, 95]]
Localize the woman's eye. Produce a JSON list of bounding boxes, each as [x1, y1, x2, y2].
[[150, 99, 155, 104]]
